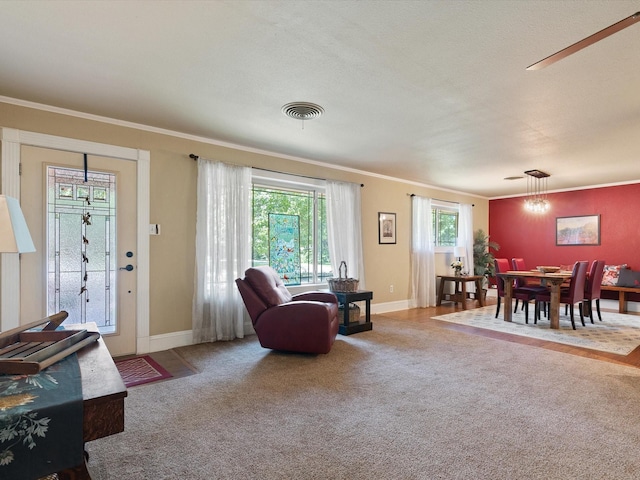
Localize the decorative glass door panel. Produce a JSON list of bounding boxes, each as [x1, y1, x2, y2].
[[21, 145, 137, 356], [47, 166, 117, 333]]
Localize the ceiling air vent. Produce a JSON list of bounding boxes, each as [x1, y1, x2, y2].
[[281, 102, 324, 120]]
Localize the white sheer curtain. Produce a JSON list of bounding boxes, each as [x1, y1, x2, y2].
[[411, 195, 437, 307], [326, 181, 365, 288], [458, 203, 474, 292], [192, 158, 252, 343]]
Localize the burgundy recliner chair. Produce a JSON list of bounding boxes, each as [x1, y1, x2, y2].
[[235, 266, 339, 354]]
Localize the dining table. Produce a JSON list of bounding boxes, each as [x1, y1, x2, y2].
[[497, 270, 573, 329]]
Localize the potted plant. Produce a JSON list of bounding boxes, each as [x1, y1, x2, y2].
[[473, 229, 500, 284]]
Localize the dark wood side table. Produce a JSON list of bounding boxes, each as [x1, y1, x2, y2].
[[57, 325, 127, 480], [437, 275, 485, 310], [330, 290, 373, 335]]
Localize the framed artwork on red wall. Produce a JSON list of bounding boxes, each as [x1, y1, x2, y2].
[[556, 215, 600, 246]]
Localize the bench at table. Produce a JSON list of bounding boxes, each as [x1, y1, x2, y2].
[[601, 285, 640, 313]]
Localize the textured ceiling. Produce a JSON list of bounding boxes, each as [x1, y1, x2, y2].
[[1, 0, 639, 198]]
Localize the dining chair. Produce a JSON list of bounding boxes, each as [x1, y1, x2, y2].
[[511, 258, 548, 313], [494, 258, 540, 324], [535, 261, 589, 330], [583, 260, 606, 323]]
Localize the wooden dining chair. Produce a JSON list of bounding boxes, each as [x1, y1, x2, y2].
[[535, 261, 589, 330], [583, 260, 606, 323]]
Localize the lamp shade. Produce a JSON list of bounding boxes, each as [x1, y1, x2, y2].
[[0, 195, 36, 253], [453, 246, 465, 258]]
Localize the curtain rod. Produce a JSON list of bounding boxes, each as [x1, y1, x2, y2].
[[409, 193, 474, 207], [189, 153, 364, 187]]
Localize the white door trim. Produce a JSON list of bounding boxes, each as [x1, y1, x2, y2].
[[0, 127, 151, 354]]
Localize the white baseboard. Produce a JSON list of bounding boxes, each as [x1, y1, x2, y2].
[[148, 329, 194, 353], [143, 301, 412, 353], [371, 299, 411, 314], [145, 321, 255, 353], [142, 296, 638, 353]]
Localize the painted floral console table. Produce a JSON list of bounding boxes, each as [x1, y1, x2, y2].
[[0, 324, 126, 479]]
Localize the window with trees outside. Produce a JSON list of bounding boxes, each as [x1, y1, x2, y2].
[[432, 203, 459, 247], [252, 172, 332, 286]]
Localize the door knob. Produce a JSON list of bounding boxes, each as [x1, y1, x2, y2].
[[119, 264, 134, 271]]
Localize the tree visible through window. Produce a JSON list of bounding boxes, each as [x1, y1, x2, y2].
[[432, 207, 458, 246], [252, 184, 331, 285]]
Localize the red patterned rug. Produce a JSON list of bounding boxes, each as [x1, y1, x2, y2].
[[115, 355, 173, 387]]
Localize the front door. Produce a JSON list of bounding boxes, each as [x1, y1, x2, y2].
[[20, 145, 137, 356]]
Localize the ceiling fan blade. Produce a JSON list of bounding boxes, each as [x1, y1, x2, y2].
[[526, 11, 640, 71]]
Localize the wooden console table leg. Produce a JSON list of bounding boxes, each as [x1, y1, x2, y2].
[[437, 278, 446, 306], [57, 454, 91, 480], [475, 279, 485, 307], [461, 281, 468, 310]]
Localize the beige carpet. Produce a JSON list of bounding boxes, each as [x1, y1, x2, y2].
[[86, 313, 640, 479], [433, 305, 640, 355]]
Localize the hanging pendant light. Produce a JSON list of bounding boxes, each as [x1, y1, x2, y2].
[[524, 169, 550, 213]]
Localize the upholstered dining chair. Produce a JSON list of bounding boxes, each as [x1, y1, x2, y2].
[[535, 261, 589, 330], [235, 266, 339, 354], [511, 257, 531, 282], [511, 257, 548, 313], [494, 258, 541, 324], [583, 260, 606, 323]]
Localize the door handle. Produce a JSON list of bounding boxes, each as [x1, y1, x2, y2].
[[119, 264, 134, 271]]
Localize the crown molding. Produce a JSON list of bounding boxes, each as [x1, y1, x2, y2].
[[0, 96, 488, 201]]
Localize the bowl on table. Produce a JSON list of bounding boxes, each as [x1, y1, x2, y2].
[[536, 266, 561, 273]]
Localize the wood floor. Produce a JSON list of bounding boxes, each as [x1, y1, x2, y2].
[[386, 297, 640, 369]]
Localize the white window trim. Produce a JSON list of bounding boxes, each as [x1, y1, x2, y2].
[[252, 169, 326, 191], [432, 200, 460, 253], [251, 169, 329, 287]]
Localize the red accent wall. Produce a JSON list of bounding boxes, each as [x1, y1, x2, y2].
[[489, 183, 640, 271]]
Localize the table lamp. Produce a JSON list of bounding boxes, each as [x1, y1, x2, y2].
[[453, 246, 465, 262], [0, 195, 35, 253], [0, 195, 35, 332]]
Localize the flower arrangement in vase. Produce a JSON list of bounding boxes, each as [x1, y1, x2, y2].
[[450, 260, 464, 276]]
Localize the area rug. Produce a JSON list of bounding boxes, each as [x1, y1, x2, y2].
[[115, 355, 173, 387], [433, 305, 640, 355]]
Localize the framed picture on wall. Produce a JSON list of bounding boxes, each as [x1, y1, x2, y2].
[[556, 214, 600, 246], [378, 212, 396, 244]]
